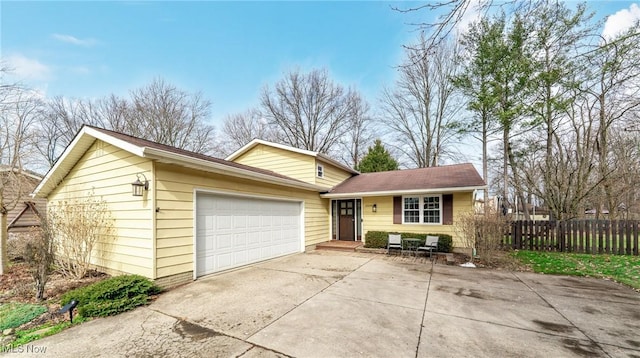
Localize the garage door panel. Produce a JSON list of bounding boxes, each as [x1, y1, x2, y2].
[[216, 216, 232, 230], [216, 233, 234, 250], [196, 193, 302, 277], [234, 232, 247, 246]]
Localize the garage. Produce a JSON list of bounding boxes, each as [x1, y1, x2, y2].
[[195, 192, 303, 277]]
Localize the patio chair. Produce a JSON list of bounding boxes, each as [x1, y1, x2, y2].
[[387, 234, 402, 255], [417, 235, 439, 258]]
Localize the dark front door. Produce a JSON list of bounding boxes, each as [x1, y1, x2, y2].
[[338, 200, 355, 241]]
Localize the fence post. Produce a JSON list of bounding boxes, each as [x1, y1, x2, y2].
[[633, 221, 639, 256], [558, 221, 565, 252], [604, 220, 610, 254], [627, 220, 633, 256]]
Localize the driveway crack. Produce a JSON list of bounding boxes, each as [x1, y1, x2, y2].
[[512, 272, 612, 358], [415, 259, 434, 358]]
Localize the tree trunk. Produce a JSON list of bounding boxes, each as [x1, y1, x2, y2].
[[0, 210, 7, 275], [482, 112, 489, 216]]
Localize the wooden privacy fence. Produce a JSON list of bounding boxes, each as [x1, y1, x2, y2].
[[506, 220, 639, 256]]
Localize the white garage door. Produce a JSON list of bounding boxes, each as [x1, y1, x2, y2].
[[195, 193, 302, 277]]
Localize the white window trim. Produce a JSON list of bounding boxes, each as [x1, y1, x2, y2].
[[402, 194, 443, 225], [317, 164, 324, 178]]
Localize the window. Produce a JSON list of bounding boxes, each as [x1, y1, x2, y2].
[[403, 197, 420, 223], [403, 195, 441, 224], [317, 164, 324, 178]]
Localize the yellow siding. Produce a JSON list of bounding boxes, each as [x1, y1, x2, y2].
[[316, 159, 353, 188], [48, 140, 154, 278], [361, 192, 474, 248], [233, 144, 316, 184], [154, 163, 329, 279]]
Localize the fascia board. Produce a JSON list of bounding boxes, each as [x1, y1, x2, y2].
[[320, 186, 487, 198], [143, 147, 324, 192]]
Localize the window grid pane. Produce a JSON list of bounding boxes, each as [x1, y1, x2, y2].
[[404, 197, 420, 223], [423, 196, 440, 223]]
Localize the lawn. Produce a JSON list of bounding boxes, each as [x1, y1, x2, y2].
[[513, 250, 640, 289]]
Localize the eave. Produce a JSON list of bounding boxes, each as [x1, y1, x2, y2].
[[320, 185, 487, 199]]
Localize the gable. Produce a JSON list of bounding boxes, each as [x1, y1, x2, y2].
[[8, 202, 43, 232], [228, 140, 357, 188], [233, 143, 317, 184], [315, 159, 353, 188]]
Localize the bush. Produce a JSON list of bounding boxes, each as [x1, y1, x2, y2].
[[49, 192, 115, 279], [364, 231, 453, 253], [60, 275, 161, 318], [0, 303, 47, 331], [455, 210, 510, 264], [22, 225, 56, 301], [363, 231, 389, 248]]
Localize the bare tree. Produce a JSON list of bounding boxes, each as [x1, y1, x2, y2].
[[37, 78, 217, 168], [394, 0, 533, 54], [381, 35, 463, 168], [582, 27, 640, 218], [0, 68, 42, 274], [127, 78, 215, 154], [337, 92, 372, 168], [260, 68, 359, 155], [217, 108, 278, 156]]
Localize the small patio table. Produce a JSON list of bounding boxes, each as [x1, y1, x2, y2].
[[402, 238, 421, 256]]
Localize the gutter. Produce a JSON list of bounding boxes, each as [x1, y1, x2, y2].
[[320, 185, 487, 199]]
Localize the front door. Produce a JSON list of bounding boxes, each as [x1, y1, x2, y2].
[[338, 200, 355, 241]]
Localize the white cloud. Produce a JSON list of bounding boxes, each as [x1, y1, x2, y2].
[[51, 33, 97, 47], [602, 3, 640, 39], [455, 0, 485, 36], [4, 54, 51, 81]]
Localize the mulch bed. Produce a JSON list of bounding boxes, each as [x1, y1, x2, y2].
[[0, 261, 109, 336], [0, 262, 107, 305]]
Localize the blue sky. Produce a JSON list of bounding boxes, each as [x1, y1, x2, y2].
[[2, 1, 639, 127]]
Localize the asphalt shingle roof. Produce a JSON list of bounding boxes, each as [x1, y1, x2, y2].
[[327, 164, 485, 194], [87, 126, 310, 184]]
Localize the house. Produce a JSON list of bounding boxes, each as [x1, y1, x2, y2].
[[33, 126, 486, 287], [0, 166, 45, 237]]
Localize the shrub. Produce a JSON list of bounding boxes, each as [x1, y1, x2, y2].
[[364, 231, 453, 253], [435, 235, 453, 253], [0, 303, 47, 331], [22, 224, 55, 301], [363, 231, 389, 248], [455, 209, 510, 264], [60, 275, 161, 318], [48, 191, 115, 279]]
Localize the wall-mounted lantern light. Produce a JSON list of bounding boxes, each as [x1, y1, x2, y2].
[[131, 173, 149, 197], [372, 204, 377, 213]]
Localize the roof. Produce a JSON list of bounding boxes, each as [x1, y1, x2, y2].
[[33, 125, 324, 198], [322, 164, 486, 198], [226, 139, 359, 175], [0, 165, 43, 181]]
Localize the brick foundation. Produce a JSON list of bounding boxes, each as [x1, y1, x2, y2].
[[154, 271, 194, 289]]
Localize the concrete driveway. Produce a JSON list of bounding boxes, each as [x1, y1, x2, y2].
[[9, 251, 640, 357]]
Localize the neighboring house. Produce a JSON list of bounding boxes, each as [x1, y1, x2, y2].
[[0, 166, 45, 237], [33, 126, 486, 287]]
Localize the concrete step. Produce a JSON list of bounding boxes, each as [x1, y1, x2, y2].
[[315, 241, 363, 252]]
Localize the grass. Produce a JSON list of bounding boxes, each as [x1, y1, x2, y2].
[[513, 250, 640, 289], [0, 303, 47, 331], [3, 316, 89, 350]]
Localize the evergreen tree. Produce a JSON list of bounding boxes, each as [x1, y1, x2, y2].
[[356, 139, 399, 173]]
